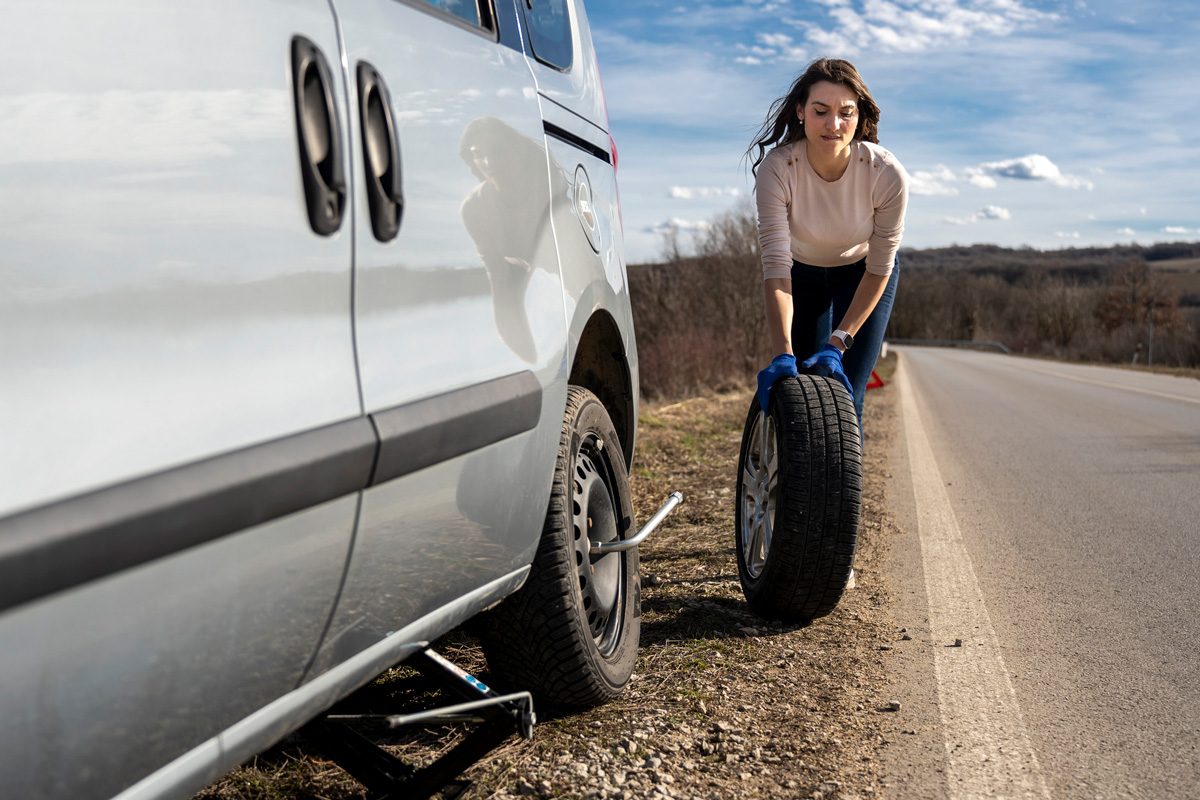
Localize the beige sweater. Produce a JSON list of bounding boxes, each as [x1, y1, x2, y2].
[[755, 139, 908, 280]]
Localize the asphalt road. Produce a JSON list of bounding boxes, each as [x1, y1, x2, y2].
[[880, 347, 1200, 799]]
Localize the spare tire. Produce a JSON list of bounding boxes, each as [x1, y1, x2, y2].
[[734, 374, 862, 622]]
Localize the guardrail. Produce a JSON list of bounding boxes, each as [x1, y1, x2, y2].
[[888, 338, 1011, 354]]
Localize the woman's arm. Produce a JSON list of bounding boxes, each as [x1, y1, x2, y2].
[[832, 272, 888, 351], [835, 153, 907, 350], [756, 151, 797, 356], [764, 278, 794, 355]]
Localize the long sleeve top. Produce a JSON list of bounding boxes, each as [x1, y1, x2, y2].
[[755, 139, 909, 280]]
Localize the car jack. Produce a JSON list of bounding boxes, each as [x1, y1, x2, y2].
[[304, 647, 535, 800]]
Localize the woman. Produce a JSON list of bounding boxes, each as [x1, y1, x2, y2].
[[749, 58, 908, 427]]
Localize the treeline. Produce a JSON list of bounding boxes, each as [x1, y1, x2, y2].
[[628, 210, 766, 400], [901, 241, 1200, 275], [888, 244, 1200, 368], [628, 207, 1200, 400]]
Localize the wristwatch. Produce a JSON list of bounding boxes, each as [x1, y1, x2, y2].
[[831, 329, 854, 351]]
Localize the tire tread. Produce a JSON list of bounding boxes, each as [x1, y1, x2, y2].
[[735, 375, 862, 622]]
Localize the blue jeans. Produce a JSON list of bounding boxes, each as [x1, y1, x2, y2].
[[790, 255, 900, 424]]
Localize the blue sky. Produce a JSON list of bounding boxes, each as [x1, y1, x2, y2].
[[585, 0, 1200, 263]]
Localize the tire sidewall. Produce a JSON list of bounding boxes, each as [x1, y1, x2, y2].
[[734, 393, 793, 598], [734, 396, 766, 593]]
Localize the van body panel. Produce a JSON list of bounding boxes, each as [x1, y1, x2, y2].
[[0, 496, 357, 800], [0, 1, 362, 517], [116, 567, 528, 800], [525, 0, 639, 454], [312, 0, 569, 671], [520, 0, 608, 128], [0, 4, 362, 797]]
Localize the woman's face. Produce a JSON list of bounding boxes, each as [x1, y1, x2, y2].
[[797, 80, 860, 157]]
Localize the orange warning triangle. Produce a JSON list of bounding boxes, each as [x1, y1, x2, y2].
[[866, 369, 885, 390]]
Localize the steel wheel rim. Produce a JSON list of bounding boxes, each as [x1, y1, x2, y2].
[[740, 410, 778, 579], [572, 435, 625, 655]]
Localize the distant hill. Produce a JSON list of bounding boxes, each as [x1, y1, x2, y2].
[[896, 241, 1200, 289], [633, 241, 1200, 273], [631, 240, 1200, 305]]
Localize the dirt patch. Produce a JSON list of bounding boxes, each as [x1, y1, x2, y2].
[[198, 358, 904, 800]]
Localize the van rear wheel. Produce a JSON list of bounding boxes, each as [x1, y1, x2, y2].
[[734, 375, 862, 623], [480, 386, 639, 709]]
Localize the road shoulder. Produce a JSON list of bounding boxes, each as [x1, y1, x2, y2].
[[876, 359, 949, 799]]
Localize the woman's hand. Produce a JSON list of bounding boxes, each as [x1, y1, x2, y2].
[[800, 344, 854, 399], [757, 353, 798, 413]]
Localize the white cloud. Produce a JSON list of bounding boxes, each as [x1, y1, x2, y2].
[[967, 173, 998, 189], [1116, 227, 1136, 236], [668, 186, 743, 200], [778, 0, 1058, 59], [1056, 231, 1081, 239], [909, 164, 959, 196], [1163, 226, 1197, 235], [738, 44, 777, 56], [758, 33, 793, 48], [644, 217, 711, 235], [964, 154, 1094, 190], [945, 205, 1012, 225]]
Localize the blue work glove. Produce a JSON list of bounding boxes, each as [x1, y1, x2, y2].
[[800, 344, 855, 399], [756, 353, 798, 413]]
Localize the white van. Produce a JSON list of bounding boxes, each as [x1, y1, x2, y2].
[[0, 1, 644, 797]]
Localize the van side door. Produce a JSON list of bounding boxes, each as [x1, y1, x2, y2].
[[0, 4, 362, 797], [309, 0, 569, 669]]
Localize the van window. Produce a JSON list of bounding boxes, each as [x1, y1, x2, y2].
[[524, 0, 573, 70], [414, 0, 492, 30]]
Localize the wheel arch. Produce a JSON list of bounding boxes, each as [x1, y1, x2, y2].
[[568, 309, 636, 469]]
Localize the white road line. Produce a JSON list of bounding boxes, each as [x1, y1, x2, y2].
[[999, 361, 1200, 406], [897, 354, 1052, 800]]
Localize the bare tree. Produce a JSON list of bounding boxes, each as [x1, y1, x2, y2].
[[1095, 259, 1180, 332]]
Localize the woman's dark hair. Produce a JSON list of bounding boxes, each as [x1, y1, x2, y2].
[[746, 58, 881, 176]]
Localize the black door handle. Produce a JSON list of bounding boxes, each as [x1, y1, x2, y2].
[[291, 36, 346, 236], [356, 62, 404, 243]]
